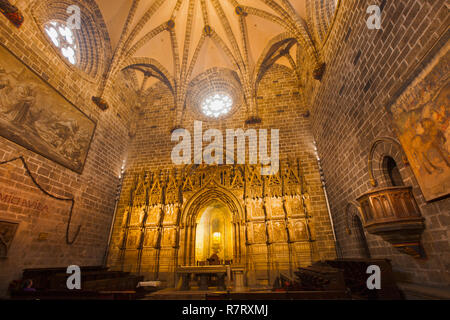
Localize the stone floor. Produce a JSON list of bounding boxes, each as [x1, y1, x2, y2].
[[397, 282, 450, 300], [143, 288, 230, 300], [142, 287, 353, 300]]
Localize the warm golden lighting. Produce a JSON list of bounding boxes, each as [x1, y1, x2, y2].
[[213, 232, 221, 243], [195, 202, 233, 262]]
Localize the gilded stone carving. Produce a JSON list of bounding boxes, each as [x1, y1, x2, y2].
[[253, 223, 266, 243], [163, 204, 178, 225], [110, 161, 332, 286], [247, 198, 264, 219], [147, 205, 161, 225], [270, 221, 287, 243], [162, 228, 176, 247], [266, 197, 284, 218], [144, 229, 157, 247], [126, 230, 140, 248], [289, 220, 307, 241]]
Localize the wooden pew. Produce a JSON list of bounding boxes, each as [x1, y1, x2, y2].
[[205, 291, 350, 300], [324, 259, 403, 300], [294, 264, 346, 292], [279, 259, 403, 300], [10, 266, 144, 300]]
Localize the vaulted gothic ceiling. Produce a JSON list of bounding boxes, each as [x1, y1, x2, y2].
[[97, 0, 307, 84], [91, 0, 338, 124]]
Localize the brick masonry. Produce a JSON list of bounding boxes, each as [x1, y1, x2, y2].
[[0, 2, 136, 297], [0, 0, 447, 296], [307, 0, 449, 286]]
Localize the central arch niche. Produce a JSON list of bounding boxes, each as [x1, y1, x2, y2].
[[195, 201, 234, 264], [180, 185, 245, 266]]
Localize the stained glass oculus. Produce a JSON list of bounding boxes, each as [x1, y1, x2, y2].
[[201, 93, 233, 118], [44, 21, 77, 65]]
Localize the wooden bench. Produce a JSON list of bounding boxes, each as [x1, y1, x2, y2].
[[10, 266, 144, 300], [274, 259, 403, 300], [295, 264, 346, 291]]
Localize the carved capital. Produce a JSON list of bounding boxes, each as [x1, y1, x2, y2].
[[245, 116, 262, 125], [92, 96, 109, 111], [313, 62, 326, 81], [0, 0, 24, 28]]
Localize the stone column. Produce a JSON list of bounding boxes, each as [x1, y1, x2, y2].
[[233, 270, 245, 292], [226, 265, 231, 289], [187, 223, 198, 266], [179, 273, 191, 291], [233, 221, 238, 263]]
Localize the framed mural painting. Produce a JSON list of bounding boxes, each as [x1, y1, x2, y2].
[[0, 43, 96, 174], [387, 47, 449, 201], [0, 220, 19, 258]]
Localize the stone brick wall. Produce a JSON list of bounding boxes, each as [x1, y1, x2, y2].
[[308, 0, 449, 286], [0, 3, 135, 297], [107, 64, 337, 286], [122, 64, 331, 178], [2, 0, 446, 297], [306, 0, 338, 45]]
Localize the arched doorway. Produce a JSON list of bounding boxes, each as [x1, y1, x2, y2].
[[195, 201, 234, 265], [179, 186, 245, 267], [383, 156, 404, 186]]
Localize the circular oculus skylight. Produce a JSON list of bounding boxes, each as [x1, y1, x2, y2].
[[201, 93, 233, 118], [44, 21, 77, 65]]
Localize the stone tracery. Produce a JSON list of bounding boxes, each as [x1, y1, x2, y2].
[[108, 160, 333, 286]]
